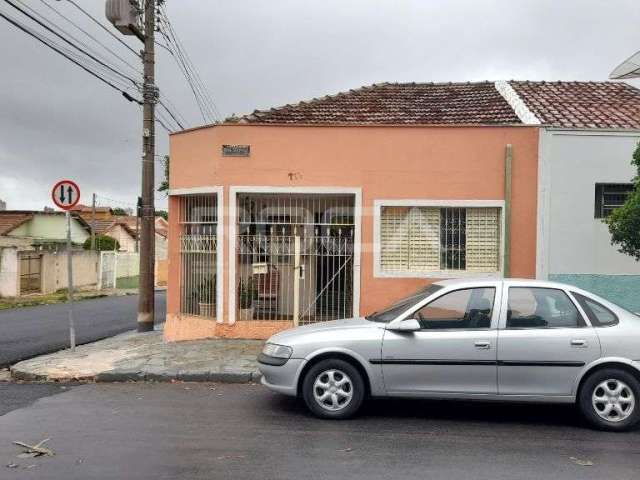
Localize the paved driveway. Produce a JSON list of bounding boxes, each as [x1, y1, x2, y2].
[[0, 291, 165, 367], [0, 382, 638, 479]]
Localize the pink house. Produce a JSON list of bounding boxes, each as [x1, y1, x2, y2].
[[166, 81, 540, 341]]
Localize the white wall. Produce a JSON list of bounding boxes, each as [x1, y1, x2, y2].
[[0, 247, 19, 297], [538, 129, 640, 276]]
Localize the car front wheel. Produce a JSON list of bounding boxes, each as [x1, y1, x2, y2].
[[302, 358, 365, 419], [579, 368, 640, 431]]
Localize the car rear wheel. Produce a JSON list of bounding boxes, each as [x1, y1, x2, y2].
[[579, 368, 640, 431], [302, 359, 365, 419]]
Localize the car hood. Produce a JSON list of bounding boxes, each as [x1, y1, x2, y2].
[[268, 317, 379, 344]]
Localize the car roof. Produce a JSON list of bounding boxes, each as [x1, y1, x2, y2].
[[432, 277, 575, 290]]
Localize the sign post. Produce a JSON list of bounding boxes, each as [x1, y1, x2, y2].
[[51, 180, 81, 352]]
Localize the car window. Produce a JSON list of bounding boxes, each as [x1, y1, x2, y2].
[[572, 292, 619, 327], [507, 287, 584, 328], [366, 284, 443, 323], [412, 287, 495, 330]]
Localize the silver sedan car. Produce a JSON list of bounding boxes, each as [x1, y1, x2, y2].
[[258, 279, 640, 431]]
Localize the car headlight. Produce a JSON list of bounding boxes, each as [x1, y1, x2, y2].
[[262, 343, 293, 359]]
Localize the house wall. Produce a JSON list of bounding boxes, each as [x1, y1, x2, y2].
[[9, 215, 89, 244], [107, 224, 136, 253], [537, 129, 640, 312], [166, 124, 539, 340]]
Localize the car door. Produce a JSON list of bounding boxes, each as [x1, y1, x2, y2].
[[381, 284, 501, 395], [497, 284, 601, 396]]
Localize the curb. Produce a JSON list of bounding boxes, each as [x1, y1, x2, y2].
[[10, 366, 262, 384]]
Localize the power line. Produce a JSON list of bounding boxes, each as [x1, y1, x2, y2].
[[37, 0, 142, 76], [4, 0, 185, 128], [157, 4, 220, 123], [3, 0, 139, 87], [63, 0, 139, 58], [0, 9, 142, 104]]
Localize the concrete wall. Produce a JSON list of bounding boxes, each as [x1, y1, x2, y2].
[[166, 124, 539, 340], [9, 214, 89, 244], [41, 250, 99, 294], [538, 129, 640, 311], [0, 247, 19, 297]]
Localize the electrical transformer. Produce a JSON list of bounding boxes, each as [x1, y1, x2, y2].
[[105, 0, 141, 36]]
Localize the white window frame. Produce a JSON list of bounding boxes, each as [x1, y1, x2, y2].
[[229, 186, 362, 325], [373, 199, 505, 278], [169, 186, 224, 323]]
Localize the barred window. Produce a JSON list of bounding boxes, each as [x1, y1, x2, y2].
[[594, 183, 633, 218], [380, 206, 501, 274]]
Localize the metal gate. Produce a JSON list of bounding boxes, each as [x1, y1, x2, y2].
[[99, 251, 116, 289], [236, 193, 354, 325], [19, 252, 42, 294], [99, 252, 140, 290]]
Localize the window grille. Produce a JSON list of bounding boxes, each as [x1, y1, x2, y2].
[[179, 195, 217, 318], [594, 183, 634, 218], [380, 206, 501, 273]]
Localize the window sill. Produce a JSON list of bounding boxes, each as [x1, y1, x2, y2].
[[375, 270, 503, 279]]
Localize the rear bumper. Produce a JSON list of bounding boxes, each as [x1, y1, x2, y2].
[[258, 358, 306, 397]]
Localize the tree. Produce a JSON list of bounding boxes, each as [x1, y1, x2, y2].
[[158, 155, 169, 195], [605, 142, 640, 261], [112, 207, 132, 216], [156, 210, 168, 220], [83, 235, 120, 251]]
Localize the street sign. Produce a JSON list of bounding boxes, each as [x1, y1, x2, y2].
[[50, 179, 80, 352], [51, 179, 81, 210]]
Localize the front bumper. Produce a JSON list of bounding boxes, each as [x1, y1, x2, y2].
[[258, 358, 306, 396]]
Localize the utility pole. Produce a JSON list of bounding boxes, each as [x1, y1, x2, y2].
[[107, 0, 156, 332], [90, 192, 96, 250], [138, 0, 156, 332]]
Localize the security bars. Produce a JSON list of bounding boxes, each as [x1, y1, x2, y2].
[[380, 206, 501, 273], [236, 193, 355, 325], [179, 194, 218, 318]]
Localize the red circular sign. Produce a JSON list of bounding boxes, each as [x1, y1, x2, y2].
[[51, 180, 81, 210]]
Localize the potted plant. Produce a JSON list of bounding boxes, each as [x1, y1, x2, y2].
[[196, 276, 216, 318], [239, 277, 255, 320]]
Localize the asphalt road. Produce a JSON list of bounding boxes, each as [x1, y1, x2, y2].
[[0, 291, 166, 367], [0, 382, 638, 479]]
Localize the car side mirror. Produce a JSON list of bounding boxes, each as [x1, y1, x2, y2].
[[387, 318, 421, 332]]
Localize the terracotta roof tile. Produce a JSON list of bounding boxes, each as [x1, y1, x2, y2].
[[0, 212, 33, 235], [228, 82, 522, 126], [509, 81, 640, 129]]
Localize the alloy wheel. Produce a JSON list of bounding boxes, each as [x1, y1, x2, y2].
[[313, 369, 353, 412], [592, 379, 636, 423]]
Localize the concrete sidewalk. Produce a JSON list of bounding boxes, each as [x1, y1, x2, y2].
[[10, 330, 263, 383]]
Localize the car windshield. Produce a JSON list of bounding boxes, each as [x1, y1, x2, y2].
[[366, 285, 443, 323]]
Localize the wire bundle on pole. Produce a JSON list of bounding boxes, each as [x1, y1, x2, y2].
[[0, 0, 187, 132]]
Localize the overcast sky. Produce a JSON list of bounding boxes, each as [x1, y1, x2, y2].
[[1, 0, 639, 211]]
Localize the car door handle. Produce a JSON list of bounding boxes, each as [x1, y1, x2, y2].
[[570, 339, 587, 347], [474, 341, 491, 349]]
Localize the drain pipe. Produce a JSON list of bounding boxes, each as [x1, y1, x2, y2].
[[504, 144, 513, 278]]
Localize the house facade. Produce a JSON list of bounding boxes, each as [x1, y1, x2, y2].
[[166, 82, 540, 341], [165, 80, 640, 341]]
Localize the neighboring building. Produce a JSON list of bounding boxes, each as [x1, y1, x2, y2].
[[502, 81, 640, 312], [165, 80, 640, 341], [0, 198, 6, 211], [0, 211, 94, 297], [0, 210, 90, 244]]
